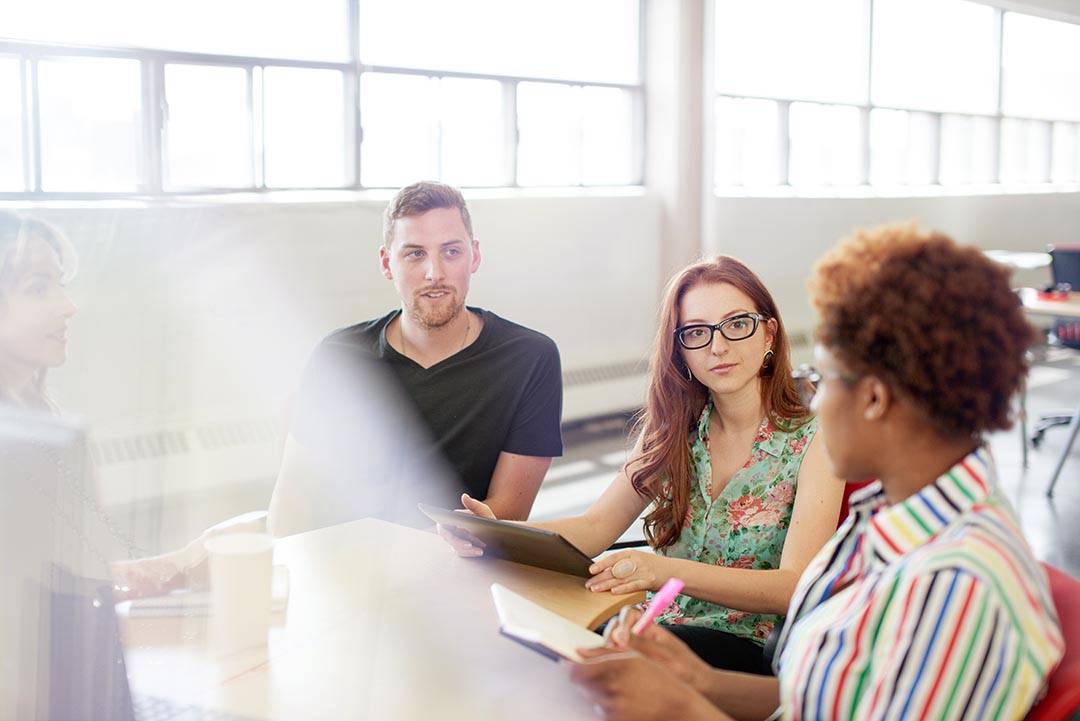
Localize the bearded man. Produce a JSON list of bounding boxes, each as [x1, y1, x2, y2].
[[268, 182, 563, 535]]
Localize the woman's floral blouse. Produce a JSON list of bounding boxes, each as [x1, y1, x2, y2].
[[655, 400, 817, 645]]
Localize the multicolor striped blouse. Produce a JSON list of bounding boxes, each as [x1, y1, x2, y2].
[[772, 448, 1063, 721]]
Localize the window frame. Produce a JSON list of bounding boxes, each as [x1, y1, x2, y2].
[[712, 0, 1080, 191], [0, 0, 645, 199]]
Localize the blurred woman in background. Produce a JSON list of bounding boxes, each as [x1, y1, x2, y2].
[[0, 210, 260, 599], [0, 211, 77, 409]]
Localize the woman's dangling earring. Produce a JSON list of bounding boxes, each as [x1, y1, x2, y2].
[[760, 349, 775, 376], [682, 364, 693, 382]]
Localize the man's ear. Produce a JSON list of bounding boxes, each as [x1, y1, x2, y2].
[[379, 245, 393, 281], [470, 239, 481, 274], [862, 376, 892, 422]]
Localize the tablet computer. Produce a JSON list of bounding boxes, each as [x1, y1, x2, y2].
[[418, 503, 594, 578]]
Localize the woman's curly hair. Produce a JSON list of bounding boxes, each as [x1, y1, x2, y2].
[[808, 222, 1037, 440]]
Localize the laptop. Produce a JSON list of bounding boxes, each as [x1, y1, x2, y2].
[[0, 407, 257, 721]]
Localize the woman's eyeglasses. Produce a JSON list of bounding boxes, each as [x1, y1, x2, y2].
[[791, 364, 861, 407], [674, 313, 767, 350]]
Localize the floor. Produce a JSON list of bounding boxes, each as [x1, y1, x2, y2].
[[534, 347, 1080, 577]]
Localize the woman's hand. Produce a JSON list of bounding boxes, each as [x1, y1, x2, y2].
[[567, 648, 722, 721], [436, 493, 496, 558], [110, 552, 208, 601], [587, 605, 714, 694], [110, 511, 267, 600], [460, 493, 496, 519], [585, 549, 670, 595]]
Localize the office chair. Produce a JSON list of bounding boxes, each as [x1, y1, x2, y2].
[[1023, 563, 1080, 721], [1030, 245, 1080, 456], [1049, 245, 1080, 351]]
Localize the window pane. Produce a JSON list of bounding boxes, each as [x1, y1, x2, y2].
[[38, 57, 140, 192], [869, 109, 936, 185], [582, 87, 635, 186], [517, 83, 579, 186], [1051, 123, 1080, 184], [264, 68, 347, 188], [1003, 13, 1080, 120], [360, 73, 434, 188], [789, 103, 862, 186], [0, 0, 348, 61], [714, 0, 865, 104], [715, 97, 781, 186], [1001, 118, 1051, 184], [164, 65, 252, 190], [940, 115, 996, 185], [360, 0, 639, 84], [438, 78, 504, 188], [872, 0, 998, 114], [0, 58, 23, 191]]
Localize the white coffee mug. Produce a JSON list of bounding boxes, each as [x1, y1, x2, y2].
[[205, 532, 275, 652]]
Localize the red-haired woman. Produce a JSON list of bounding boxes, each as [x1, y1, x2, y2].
[[445, 256, 842, 673]]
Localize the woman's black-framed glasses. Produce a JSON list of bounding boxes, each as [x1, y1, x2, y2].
[[791, 364, 861, 407], [674, 313, 767, 350]]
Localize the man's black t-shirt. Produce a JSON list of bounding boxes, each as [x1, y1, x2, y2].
[[291, 307, 563, 525]]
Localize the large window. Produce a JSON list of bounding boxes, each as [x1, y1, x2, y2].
[[714, 0, 1080, 190], [0, 0, 642, 197], [357, 0, 641, 189]]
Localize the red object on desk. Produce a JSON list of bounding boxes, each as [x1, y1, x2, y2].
[[1037, 290, 1072, 301]]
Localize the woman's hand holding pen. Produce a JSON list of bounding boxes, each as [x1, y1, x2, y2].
[[585, 549, 670, 595], [436, 493, 495, 558], [568, 651, 709, 721], [587, 604, 713, 692], [571, 604, 722, 721]]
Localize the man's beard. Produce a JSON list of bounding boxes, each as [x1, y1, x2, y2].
[[407, 286, 464, 329]]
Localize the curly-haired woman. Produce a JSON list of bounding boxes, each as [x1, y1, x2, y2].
[[571, 224, 1064, 721], [444, 255, 843, 673]]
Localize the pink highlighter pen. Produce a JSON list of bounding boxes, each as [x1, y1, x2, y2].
[[631, 577, 685, 635]]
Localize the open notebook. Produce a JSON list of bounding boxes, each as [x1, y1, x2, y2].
[[490, 583, 606, 663]]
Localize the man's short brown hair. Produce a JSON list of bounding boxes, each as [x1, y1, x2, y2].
[[382, 181, 473, 247]]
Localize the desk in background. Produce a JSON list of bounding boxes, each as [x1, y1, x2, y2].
[[1020, 288, 1080, 496], [121, 519, 643, 721]]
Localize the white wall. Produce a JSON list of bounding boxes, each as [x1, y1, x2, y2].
[[10, 186, 1080, 547], [709, 190, 1080, 362], [34, 192, 663, 429], [9, 193, 662, 546]]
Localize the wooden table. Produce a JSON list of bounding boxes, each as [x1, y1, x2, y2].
[[1019, 288, 1080, 496], [121, 519, 643, 721], [1019, 288, 1080, 320]]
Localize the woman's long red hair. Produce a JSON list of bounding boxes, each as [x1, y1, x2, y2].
[[629, 256, 807, 550]]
